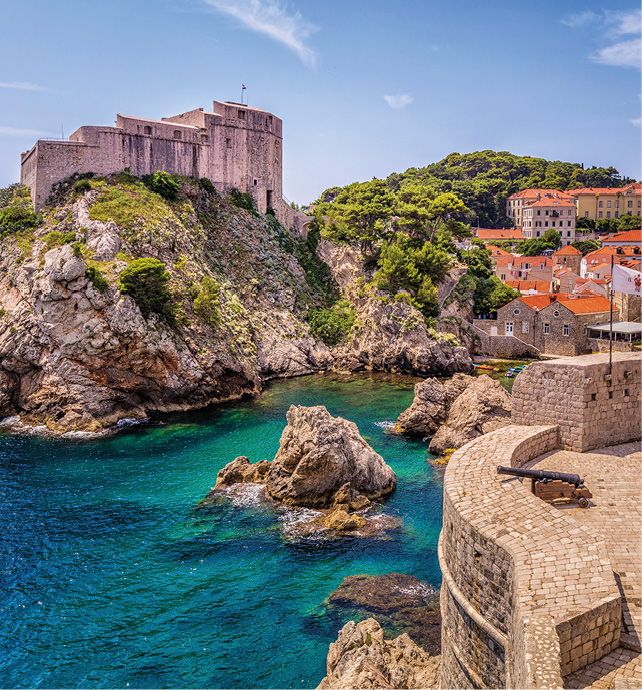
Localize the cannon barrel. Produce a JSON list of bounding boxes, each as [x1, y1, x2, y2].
[[497, 465, 583, 487]]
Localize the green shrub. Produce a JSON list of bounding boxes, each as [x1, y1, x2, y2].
[[142, 171, 181, 201], [0, 206, 41, 239], [72, 241, 84, 258], [44, 230, 76, 250], [308, 299, 355, 345], [193, 275, 221, 327], [86, 265, 109, 293], [73, 179, 92, 195], [199, 177, 217, 195], [229, 188, 257, 214], [118, 258, 175, 322]]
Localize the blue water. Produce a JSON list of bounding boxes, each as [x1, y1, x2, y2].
[[0, 374, 444, 689]]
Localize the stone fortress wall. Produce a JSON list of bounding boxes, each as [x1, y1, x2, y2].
[[20, 100, 310, 234], [439, 352, 640, 689]]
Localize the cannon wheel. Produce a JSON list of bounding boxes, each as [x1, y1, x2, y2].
[[578, 497, 589, 509]]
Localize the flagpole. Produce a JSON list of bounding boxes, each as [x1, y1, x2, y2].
[[609, 254, 614, 376]]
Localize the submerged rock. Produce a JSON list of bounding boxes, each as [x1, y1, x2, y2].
[[317, 618, 440, 690], [396, 373, 511, 453], [266, 405, 397, 508], [326, 573, 441, 655]]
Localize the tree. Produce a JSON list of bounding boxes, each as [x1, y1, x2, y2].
[[618, 213, 641, 231], [572, 240, 601, 255], [118, 258, 175, 322]]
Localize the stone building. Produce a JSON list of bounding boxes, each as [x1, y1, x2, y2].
[[521, 198, 576, 245], [495, 255, 553, 283], [474, 294, 617, 356], [506, 188, 574, 229], [20, 99, 309, 233], [552, 244, 582, 274]]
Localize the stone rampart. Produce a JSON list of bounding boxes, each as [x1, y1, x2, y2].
[[471, 322, 540, 358], [439, 424, 621, 689], [511, 352, 641, 451]]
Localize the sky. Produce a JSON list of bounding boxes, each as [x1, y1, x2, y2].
[[0, 0, 640, 205]]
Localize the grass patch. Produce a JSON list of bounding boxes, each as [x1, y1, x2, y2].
[[89, 183, 173, 231]]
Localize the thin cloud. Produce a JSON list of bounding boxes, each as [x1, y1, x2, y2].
[[631, 117, 642, 127], [0, 126, 51, 137], [202, 0, 318, 69], [592, 38, 641, 69], [560, 10, 599, 28], [384, 94, 413, 109], [0, 80, 54, 92]]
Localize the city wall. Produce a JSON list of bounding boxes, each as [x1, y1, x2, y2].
[[439, 352, 640, 688]]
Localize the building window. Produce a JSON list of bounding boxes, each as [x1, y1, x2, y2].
[[505, 322, 514, 335], [544, 323, 550, 334], [238, 109, 245, 119], [599, 201, 603, 208], [545, 221, 548, 227], [568, 221, 571, 227], [615, 201, 619, 208], [563, 324, 569, 336], [628, 200, 633, 208], [201, 134, 209, 143], [567, 231, 571, 237], [514, 308, 521, 315], [607, 212, 611, 218], [599, 211, 603, 218], [584, 211, 589, 217], [552, 221, 556, 227], [144, 126, 152, 135], [607, 201, 611, 208], [500, 274, 506, 281], [226, 138, 232, 148], [553, 310, 560, 317], [537, 210, 541, 215], [536, 231, 540, 237], [615, 212, 619, 218], [173, 130, 181, 139], [253, 179, 257, 186]]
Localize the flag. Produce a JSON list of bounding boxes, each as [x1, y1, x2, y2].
[[611, 263, 642, 295], [242, 84, 246, 89]]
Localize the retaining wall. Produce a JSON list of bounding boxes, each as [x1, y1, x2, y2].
[[439, 424, 621, 689]]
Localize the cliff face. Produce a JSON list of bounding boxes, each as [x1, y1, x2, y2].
[[0, 177, 471, 433]]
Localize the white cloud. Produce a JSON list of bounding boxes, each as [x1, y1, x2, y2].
[[631, 117, 642, 127], [0, 126, 51, 137], [0, 81, 53, 92], [592, 38, 641, 69], [560, 10, 599, 28], [202, 0, 318, 68], [384, 93, 413, 109]]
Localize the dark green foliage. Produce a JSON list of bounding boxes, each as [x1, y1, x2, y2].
[[617, 213, 641, 230], [72, 179, 92, 194], [467, 244, 519, 316], [118, 258, 175, 322], [142, 171, 180, 202], [576, 216, 596, 231], [265, 212, 295, 253], [307, 299, 355, 345], [0, 183, 31, 209], [514, 229, 561, 256], [0, 206, 41, 239], [572, 240, 601, 255], [72, 241, 84, 258], [198, 177, 217, 196], [193, 276, 221, 327], [374, 234, 448, 318], [44, 230, 76, 249], [294, 223, 339, 303], [46, 172, 95, 207], [86, 265, 109, 293], [229, 188, 257, 214]]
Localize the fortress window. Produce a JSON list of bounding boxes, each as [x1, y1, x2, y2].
[[173, 130, 181, 139], [238, 110, 245, 119], [201, 134, 209, 143], [253, 179, 257, 186], [226, 138, 232, 148], [144, 126, 152, 135], [268, 116, 273, 124]]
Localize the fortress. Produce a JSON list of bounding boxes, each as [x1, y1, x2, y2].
[[20, 99, 309, 232]]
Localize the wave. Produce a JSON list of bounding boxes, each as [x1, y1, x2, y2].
[[373, 420, 396, 430]]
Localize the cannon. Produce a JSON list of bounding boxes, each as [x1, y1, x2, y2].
[[497, 465, 592, 508]]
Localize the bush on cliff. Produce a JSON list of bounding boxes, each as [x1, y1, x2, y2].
[[142, 171, 181, 202], [229, 188, 258, 215], [308, 299, 355, 345], [118, 258, 175, 322], [193, 276, 221, 327], [0, 206, 41, 239], [86, 265, 109, 293]]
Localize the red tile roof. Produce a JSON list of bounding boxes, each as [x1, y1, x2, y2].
[[601, 229, 641, 244], [554, 245, 582, 255], [527, 199, 575, 208], [477, 228, 523, 240], [496, 255, 552, 267], [560, 296, 615, 314], [505, 280, 552, 293], [507, 188, 573, 201], [485, 245, 513, 256]]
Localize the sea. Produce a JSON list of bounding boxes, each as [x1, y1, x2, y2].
[[0, 373, 445, 689]]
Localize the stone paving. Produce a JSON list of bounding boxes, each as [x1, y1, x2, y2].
[[529, 441, 642, 689]]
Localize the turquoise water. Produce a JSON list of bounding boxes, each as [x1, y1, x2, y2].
[[0, 374, 444, 689]]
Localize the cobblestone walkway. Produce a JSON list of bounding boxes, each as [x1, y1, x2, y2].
[[529, 441, 641, 689]]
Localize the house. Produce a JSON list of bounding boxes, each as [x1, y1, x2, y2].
[[553, 267, 581, 294], [586, 263, 612, 281], [485, 245, 513, 263], [506, 189, 574, 229], [568, 183, 641, 221], [495, 255, 553, 283], [552, 245, 582, 274], [521, 199, 576, 245], [600, 228, 642, 247], [574, 278, 608, 297]]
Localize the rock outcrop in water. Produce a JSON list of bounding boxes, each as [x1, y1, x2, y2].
[[0, 177, 472, 434], [317, 618, 440, 690], [396, 373, 511, 454], [266, 405, 397, 508]]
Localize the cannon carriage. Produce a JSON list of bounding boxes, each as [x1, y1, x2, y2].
[[497, 465, 592, 508]]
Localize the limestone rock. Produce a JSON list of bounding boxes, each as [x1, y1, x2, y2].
[[323, 509, 367, 531], [265, 405, 397, 508], [428, 374, 512, 454], [317, 618, 440, 690], [215, 456, 271, 486]]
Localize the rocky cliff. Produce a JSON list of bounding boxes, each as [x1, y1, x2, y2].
[[0, 176, 472, 433]]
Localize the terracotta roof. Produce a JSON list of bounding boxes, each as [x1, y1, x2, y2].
[[477, 228, 523, 240], [576, 278, 608, 285], [505, 280, 552, 293], [567, 187, 622, 196], [485, 245, 513, 256], [601, 229, 641, 244], [527, 199, 575, 208], [496, 255, 552, 267], [559, 296, 616, 314], [507, 188, 573, 201], [587, 263, 610, 273], [517, 294, 566, 311], [554, 245, 582, 255]]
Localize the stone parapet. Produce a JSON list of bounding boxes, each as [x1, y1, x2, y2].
[[439, 424, 621, 689], [511, 352, 641, 451]]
